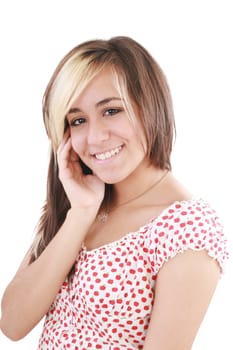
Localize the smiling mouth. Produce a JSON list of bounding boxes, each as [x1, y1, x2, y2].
[[94, 146, 123, 160]]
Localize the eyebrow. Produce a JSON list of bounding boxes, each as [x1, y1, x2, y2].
[[68, 97, 122, 114]]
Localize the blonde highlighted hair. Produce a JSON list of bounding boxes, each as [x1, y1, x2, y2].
[[30, 36, 175, 267]]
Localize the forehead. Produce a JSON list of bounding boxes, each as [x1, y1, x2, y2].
[[71, 67, 121, 109], [67, 66, 139, 128]]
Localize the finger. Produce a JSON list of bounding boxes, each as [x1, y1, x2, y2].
[[69, 147, 79, 162], [57, 137, 72, 169], [57, 138, 83, 180], [57, 130, 70, 155]]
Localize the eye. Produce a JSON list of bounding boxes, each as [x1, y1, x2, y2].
[[104, 108, 121, 116], [70, 117, 86, 126]]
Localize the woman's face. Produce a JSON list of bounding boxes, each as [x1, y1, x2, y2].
[[66, 67, 148, 184]]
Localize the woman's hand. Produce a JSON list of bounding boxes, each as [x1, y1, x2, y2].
[[57, 131, 105, 212]]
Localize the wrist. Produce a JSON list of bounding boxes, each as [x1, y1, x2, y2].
[[67, 206, 98, 223]]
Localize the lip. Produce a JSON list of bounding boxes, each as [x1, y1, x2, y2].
[[91, 145, 124, 162]]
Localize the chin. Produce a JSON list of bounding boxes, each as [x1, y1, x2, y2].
[[98, 173, 129, 185], [101, 178, 121, 185]]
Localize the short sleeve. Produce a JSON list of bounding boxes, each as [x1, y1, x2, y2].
[[148, 199, 229, 275]]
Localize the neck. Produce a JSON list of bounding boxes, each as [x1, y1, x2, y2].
[[97, 165, 169, 223], [112, 164, 167, 207]]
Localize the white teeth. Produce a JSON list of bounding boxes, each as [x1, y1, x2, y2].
[[95, 146, 122, 160]]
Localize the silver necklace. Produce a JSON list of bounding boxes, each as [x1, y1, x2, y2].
[[97, 170, 169, 223]]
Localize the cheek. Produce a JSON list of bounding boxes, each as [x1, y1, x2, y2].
[[130, 128, 147, 154], [124, 118, 146, 145], [70, 131, 83, 154], [140, 134, 148, 155], [135, 124, 147, 153]]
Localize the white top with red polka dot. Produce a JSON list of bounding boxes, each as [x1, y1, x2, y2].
[[38, 198, 229, 349]]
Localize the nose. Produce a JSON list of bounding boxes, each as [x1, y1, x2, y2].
[[87, 119, 110, 144]]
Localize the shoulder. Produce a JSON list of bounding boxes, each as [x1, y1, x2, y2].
[[154, 197, 223, 234], [147, 198, 229, 274]]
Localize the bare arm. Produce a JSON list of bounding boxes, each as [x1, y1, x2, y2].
[[143, 250, 220, 350], [0, 209, 94, 340], [0, 133, 105, 340]]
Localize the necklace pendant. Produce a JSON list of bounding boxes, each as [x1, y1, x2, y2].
[[97, 211, 108, 223]]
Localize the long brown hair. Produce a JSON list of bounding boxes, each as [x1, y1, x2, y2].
[[29, 36, 175, 266]]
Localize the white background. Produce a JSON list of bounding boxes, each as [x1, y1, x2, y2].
[[0, 0, 232, 349]]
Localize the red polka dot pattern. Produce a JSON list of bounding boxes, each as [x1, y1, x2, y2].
[[38, 199, 229, 349]]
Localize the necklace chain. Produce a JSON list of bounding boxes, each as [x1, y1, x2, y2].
[[97, 170, 169, 223]]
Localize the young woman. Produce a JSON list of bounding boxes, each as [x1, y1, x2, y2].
[[0, 36, 229, 349]]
